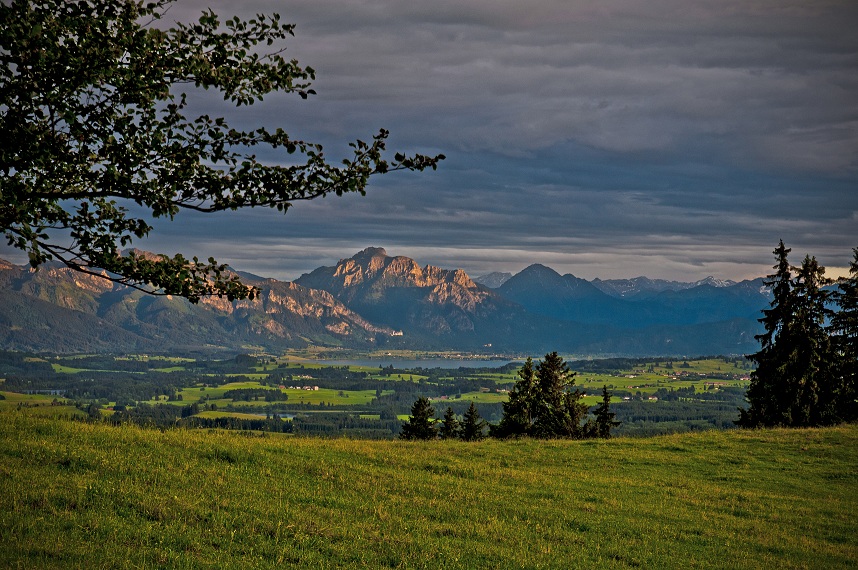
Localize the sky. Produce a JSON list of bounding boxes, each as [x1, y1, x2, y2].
[[6, 0, 858, 282]]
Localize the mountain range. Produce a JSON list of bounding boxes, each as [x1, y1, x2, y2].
[[0, 248, 770, 356]]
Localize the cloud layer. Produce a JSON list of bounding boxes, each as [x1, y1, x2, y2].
[[3, 0, 856, 281]]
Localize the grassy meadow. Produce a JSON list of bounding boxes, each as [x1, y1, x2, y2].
[[1, 412, 855, 569]]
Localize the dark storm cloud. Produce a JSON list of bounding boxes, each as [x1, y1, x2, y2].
[[3, 0, 856, 281]]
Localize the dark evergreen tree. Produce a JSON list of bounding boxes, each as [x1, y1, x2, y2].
[[399, 396, 438, 440], [531, 352, 588, 438], [740, 242, 834, 427], [593, 385, 621, 438], [791, 255, 834, 425], [495, 353, 588, 438], [439, 406, 460, 440], [494, 357, 537, 437], [460, 402, 487, 442], [739, 241, 795, 427], [829, 248, 858, 423]]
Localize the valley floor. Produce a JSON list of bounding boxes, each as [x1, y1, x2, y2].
[[1, 413, 855, 569]]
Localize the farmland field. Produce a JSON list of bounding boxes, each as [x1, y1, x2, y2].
[[0, 351, 753, 436]]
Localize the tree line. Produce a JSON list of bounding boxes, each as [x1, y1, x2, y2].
[[400, 352, 620, 441], [739, 242, 857, 427]]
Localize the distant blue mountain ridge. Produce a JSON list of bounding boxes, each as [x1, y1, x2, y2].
[[0, 249, 770, 356]]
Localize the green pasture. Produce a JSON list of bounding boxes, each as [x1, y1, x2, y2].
[[575, 372, 747, 395], [0, 391, 58, 404], [450, 391, 509, 404], [283, 388, 380, 406], [1, 413, 855, 568], [0, 392, 65, 409], [142, 382, 267, 407], [50, 363, 89, 374], [0, 392, 82, 419], [581, 395, 610, 407], [466, 371, 519, 384], [195, 411, 289, 421], [141, 382, 389, 410]]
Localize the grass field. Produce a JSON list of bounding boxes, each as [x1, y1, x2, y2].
[[0, 412, 855, 569], [195, 411, 289, 421], [147, 383, 387, 409]]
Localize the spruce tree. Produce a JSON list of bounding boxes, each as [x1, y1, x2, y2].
[[829, 248, 858, 423], [399, 396, 438, 440], [791, 255, 833, 425], [439, 407, 460, 440], [593, 385, 621, 438], [460, 402, 487, 442], [531, 352, 587, 438], [740, 242, 835, 427], [739, 241, 795, 427], [494, 357, 537, 437]]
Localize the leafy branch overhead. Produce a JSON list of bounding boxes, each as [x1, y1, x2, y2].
[[0, 0, 444, 303]]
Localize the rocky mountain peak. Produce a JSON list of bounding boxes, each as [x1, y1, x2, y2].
[[352, 247, 388, 262], [314, 249, 479, 292]]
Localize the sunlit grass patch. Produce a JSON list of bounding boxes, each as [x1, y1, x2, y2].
[[1, 414, 854, 568], [283, 388, 379, 406]]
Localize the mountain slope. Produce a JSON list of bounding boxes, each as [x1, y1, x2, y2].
[[0, 261, 396, 353], [499, 264, 769, 329], [0, 289, 159, 353], [498, 264, 627, 324], [295, 248, 531, 344], [0, 250, 767, 356]]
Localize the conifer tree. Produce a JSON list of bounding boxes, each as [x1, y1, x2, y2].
[[829, 248, 858, 423], [791, 255, 833, 425], [399, 396, 437, 440], [460, 402, 487, 442], [496, 353, 589, 438], [740, 242, 834, 427], [593, 385, 621, 438], [439, 406, 460, 440], [531, 352, 587, 438], [739, 241, 795, 427], [494, 357, 537, 437]]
